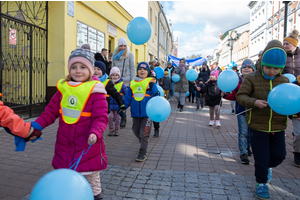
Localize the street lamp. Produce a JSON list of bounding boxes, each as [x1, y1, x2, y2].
[[228, 37, 235, 62]]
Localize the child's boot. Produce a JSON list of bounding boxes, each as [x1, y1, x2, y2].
[[177, 101, 180, 108], [180, 105, 183, 112], [293, 152, 300, 167], [114, 129, 119, 136], [94, 193, 103, 200], [256, 183, 270, 199], [135, 148, 147, 162], [108, 129, 114, 136], [154, 129, 159, 138]]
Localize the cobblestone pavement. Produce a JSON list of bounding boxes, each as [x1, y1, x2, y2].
[[0, 99, 299, 200]]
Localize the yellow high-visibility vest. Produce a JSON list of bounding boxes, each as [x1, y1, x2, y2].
[[102, 79, 110, 97], [56, 79, 99, 124], [114, 82, 124, 95], [130, 78, 153, 101]]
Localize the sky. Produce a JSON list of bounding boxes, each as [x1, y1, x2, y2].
[[118, 1, 250, 58]]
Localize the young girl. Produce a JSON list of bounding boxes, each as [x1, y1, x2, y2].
[[31, 48, 108, 200], [204, 70, 222, 127], [108, 67, 127, 136]]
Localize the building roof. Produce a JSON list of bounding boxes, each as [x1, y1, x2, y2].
[[221, 22, 250, 40]]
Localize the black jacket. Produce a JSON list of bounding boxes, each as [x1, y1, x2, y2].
[[165, 66, 175, 82], [203, 80, 222, 106], [196, 83, 206, 97], [105, 79, 124, 113], [95, 53, 112, 75], [197, 67, 211, 83]]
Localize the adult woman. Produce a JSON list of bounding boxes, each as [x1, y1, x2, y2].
[[283, 30, 300, 168], [173, 58, 189, 112], [112, 37, 135, 129], [197, 61, 210, 83], [111, 37, 135, 86]]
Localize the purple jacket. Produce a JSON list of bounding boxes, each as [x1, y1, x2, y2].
[[35, 81, 109, 172]]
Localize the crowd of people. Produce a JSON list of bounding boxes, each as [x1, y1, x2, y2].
[[2, 30, 300, 200]]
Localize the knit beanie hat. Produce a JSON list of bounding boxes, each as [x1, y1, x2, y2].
[[283, 30, 299, 47], [164, 71, 169, 75], [110, 66, 121, 77], [81, 43, 91, 50], [167, 62, 172, 66], [241, 59, 255, 71], [68, 48, 94, 74], [202, 61, 207, 66], [94, 61, 106, 75], [118, 37, 127, 46], [261, 48, 287, 68], [210, 70, 219, 79], [137, 62, 151, 76]]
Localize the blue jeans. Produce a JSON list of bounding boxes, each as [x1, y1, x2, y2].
[[237, 115, 251, 155], [169, 82, 175, 99]]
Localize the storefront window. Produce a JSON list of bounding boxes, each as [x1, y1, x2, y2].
[[77, 21, 105, 52]]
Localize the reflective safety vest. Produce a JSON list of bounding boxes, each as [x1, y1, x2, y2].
[[56, 79, 100, 124], [114, 82, 124, 95], [102, 79, 110, 97], [130, 77, 153, 101]]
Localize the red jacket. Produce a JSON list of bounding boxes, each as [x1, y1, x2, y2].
[[35, 81, 109, 172]]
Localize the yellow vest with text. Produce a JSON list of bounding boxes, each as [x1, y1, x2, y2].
[[102, 79, 110, 97], [114, 82, 124, 95], [130, 78, 153, 101], [56, 79, 100, 124]]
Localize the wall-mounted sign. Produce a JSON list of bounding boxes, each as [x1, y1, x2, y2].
[[9, 28, 17, 45], [68, 1, 74, 17], [107, 23, 117, 37]]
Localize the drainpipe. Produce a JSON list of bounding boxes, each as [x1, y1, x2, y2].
[[283, 1, 290, 38], [157, 3, 163, 61]]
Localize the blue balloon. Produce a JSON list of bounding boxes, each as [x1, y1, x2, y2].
[[268, 83, 300, 115], [30, 169, 93, 200], [157, 85, 164, 97], [146, 96, 171, 122], [217, 70, 239, 92], [185, 69, 198, 81], [283, 73, 296, 83], [172, 74, 180, 82], [154, 67, 164, 79], [127, 17, 152, 45], [186, 91, 189, 97]]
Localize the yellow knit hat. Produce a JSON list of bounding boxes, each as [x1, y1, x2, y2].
[[284, 30, 299, 47]]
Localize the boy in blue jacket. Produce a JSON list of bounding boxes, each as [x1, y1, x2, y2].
[[124, 62, 159, 162]]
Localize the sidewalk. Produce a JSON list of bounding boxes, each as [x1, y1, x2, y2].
[[0, 99, 299, 200]]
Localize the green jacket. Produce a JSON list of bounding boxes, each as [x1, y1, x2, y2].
[[236, 40, 289, 132]]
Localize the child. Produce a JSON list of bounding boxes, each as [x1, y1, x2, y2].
[[236, 40, 289, 200], [123, 62, 159, 162], [223, 59, 255, 164], [204, 70, 222, 127], [94, 61, 125, 115], [195, 78, 206, 111], [188, 81, 196, 103], [108, 67, 127, 136], [160, 71, 171, 100], [31, 48, 109, 200], [0, 99, 42, 141], [152, 71, 160, 137]]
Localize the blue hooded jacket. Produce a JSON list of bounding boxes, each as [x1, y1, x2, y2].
[[124, 77, 159, 118]]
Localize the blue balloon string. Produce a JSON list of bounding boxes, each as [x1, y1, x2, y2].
[[69, 138, 94, 171]]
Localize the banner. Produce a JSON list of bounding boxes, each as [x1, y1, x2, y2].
[[168, 55, 207, 67]]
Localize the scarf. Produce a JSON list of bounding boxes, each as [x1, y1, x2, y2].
[[262, 70, 276, 80], [111, 77, 120, 83], [179, 64, 186, 75], [113, 50, 124, 60], [99, 73, 108, 82]]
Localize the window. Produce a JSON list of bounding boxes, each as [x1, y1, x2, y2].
[[77, 21, 105, 52]]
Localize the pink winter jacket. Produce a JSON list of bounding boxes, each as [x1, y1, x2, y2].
[[35, 80, 109, 172]]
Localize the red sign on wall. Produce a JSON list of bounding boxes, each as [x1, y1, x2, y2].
[[9, 28, 17, 45]]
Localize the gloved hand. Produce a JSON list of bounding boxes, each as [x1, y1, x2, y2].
[[24, 127, 42, 142], [118, 105, 126, 116]]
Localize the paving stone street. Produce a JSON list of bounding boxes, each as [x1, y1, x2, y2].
[[0, 99, 299, 200]]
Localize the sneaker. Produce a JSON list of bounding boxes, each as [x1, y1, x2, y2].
[[247, 147, 252, 156], [267, 168, 272, 183], [293, 152, 300, 168], [232, 109, 235, 115], [256, 183, 270, 200], [215, 120, 221, 127], [154, 129, 159, 138], [209, 120, 214, 126], [180, 105, 183, 112], [240, 153, 249, 164], [114, 130, 119, 136], [135, 149, 147, 162], [94, 192, 103, 200], [177, 101, 180, 108], [108, 130, 114, 136]]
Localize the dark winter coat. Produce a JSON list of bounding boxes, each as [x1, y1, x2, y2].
[[110, 78, 128, 111], [204, 80, 222, 106], [195, 83, 206, 97], [197, 67, 211, 82], [161, 76, 171, 90], [283, 47, 300, 77]]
